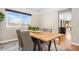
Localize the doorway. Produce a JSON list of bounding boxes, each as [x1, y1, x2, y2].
[[58, 8, 72, 41]]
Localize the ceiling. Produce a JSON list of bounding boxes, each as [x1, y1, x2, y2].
[[29, 8, 69, 13], [30, 8, 47, 12], [31, 8, 60, 12]]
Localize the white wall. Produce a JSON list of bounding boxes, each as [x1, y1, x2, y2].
[[39, 9, 58, 32], [72, 8, 79, 44], [0, 8, 40, 41]]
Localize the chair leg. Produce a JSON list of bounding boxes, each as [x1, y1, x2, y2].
[[33, 43, 37, 51], [18, 45, 22, 51], [38, 40, 42, 51], [32, 37, 38, 51], [18, 46, 20, 50]]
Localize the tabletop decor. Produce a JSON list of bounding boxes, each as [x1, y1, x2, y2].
[[28, 26, 40, 33]]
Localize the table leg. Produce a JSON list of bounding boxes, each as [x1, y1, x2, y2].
[[53, 40, 57, 51], [48, 41, 51, 51], [58, 37, 61, 45]]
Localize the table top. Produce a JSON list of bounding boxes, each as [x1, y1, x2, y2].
[[30, 31, 63, 42]]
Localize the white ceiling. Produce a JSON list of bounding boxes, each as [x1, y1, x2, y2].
[[30, 8, 70, 13], [31, 8, 46, 12]]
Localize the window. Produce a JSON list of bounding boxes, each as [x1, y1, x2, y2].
[[6, 9, 32, 27], [21, 14, 31, 26]]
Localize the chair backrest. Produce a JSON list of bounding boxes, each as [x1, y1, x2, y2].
[[20, 31, 33, 51], [43, 28, 52, 32], [16, 29, 23, 48]]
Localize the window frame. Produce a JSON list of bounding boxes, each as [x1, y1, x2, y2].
[[5, 9, 32, 27]]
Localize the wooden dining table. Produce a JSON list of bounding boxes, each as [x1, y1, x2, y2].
[[30, 31, 64, 51]]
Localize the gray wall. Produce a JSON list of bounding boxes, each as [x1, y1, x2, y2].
[[72, 8, 79, 44], [39, 9, 58, 32], [0, 8, 40, 41]]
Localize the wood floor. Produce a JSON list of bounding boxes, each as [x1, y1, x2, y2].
[[66, 43, 79, 51], [57, 34, 79, 51], [54, 29, 79, 51]]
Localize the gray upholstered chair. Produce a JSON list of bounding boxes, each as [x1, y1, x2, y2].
[[16, 29, 23, 50], [20, 30, 33, 51], [43, 28, 52, 32]]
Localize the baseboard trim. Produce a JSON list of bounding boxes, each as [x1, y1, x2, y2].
[[0, 39, 18, 45], [71, 42, 79, 46]]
